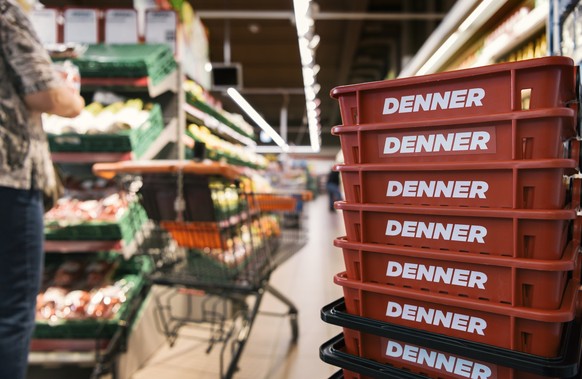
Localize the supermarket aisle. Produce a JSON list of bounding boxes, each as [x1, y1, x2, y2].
[[131, 194, 346, 379]]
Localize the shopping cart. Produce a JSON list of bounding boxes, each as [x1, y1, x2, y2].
[[93, 160, 308, 379]]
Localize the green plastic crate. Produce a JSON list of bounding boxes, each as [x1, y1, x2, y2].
[[71, 44, 177, 85], [34, 254, 153, 340], [33, 274, 145, 340], [44, 200, 146, 245], [48, 104, 164, 156]]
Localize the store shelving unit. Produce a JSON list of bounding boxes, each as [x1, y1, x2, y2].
[[473, 4, 548, 66], [31, 43, 183, 379], [183, 102, 255, 147], [80, 68, 179, 98], [400, 0, 550, 77]]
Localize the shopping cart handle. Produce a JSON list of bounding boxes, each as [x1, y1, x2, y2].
[[92, 162, 119, 179], [92, 160, 243, 180]]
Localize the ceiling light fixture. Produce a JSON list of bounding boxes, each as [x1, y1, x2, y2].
[[227, 87, 289, 152], [293, 0, 321, 153]]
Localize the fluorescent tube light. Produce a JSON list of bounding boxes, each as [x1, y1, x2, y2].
[[293, 0, 321, 152], [227, 87, 289, 151], [458, 0, 495, 32], [417, 32, 459, 75]]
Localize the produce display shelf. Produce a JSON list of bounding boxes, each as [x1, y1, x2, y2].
[[48, 104, 164, 158], [45, 201, 148, 246], [80, 68, 178, 98], [34, 276, 147, 340], [184, 102, 256, 147], [33, 255, 152, 338], [185, 94, 255, 141], [183, 132, 265, 170]]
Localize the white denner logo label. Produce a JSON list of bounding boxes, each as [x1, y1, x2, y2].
[[386, 220, 487, 243], [386, 180, 489, 199], [386, 261, 488, 289], [386, 302, 487, 335], [383, 131, 491, 155], [382, 88, 485, 115], [385, 340, 493, 379]]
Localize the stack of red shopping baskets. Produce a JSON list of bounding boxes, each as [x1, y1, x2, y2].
[[320, 56, 582, 379]]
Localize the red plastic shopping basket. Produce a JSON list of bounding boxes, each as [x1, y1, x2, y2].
[[335, 237, 580, 309], [335, 272, 579, 358], [332, 108, 578, 165], [342, 328, 555, 379], [337, 202, 580, 260], [331, 56, 577, 126], [336, 159, 578, 209]]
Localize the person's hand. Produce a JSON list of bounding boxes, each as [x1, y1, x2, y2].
[[53, 61, 81, 93]]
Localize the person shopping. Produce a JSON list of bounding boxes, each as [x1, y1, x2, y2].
[[0, 1, 85, 378], [326, 169, 342, 211]]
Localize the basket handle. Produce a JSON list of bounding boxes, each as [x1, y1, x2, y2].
[[92, 160, 243, 180]]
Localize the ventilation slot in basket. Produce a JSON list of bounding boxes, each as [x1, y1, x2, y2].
[[522, 283, 533, 307], [523, 235, 535, 258], [521, 137, 534, 159], [522, 186, 535, 208], [521, 88, 532, 110]]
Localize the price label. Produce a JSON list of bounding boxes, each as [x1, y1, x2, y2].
[[63, 8, 99, 44], [105, 9, 138, 44], [30, 9, 58, 44], [145, 10, 177, 53]]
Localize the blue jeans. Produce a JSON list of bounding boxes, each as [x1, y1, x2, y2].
[[0, 187, 44, 379], [326, 182, 342, 210]]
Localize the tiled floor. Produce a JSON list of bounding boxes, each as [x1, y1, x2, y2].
[[132, 195, 346, 379], [28, 195, 347, 379]]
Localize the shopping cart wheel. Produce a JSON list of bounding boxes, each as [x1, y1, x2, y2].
[[290, 312, 299, 343]]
